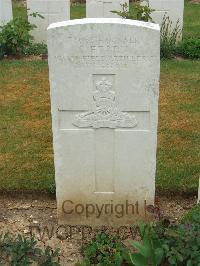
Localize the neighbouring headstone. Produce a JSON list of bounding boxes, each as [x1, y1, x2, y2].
[[48, 18, 160, 226], [142, 0, 184, 36], [86, 0, 129, 18], [27, 0, 70, 43], [198, 178, 200, 203], [0, 0, 13, 26]]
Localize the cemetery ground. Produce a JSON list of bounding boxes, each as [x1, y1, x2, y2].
[[0, 59, 200, 194], [0, 1, 200, 265], [1, 0, 198, 194]]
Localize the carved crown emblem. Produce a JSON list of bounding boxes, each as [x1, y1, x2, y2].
[[73, 77, 137, 129]]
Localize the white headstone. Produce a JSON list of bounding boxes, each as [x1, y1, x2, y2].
[[142, 0, 184, 34], [48, 18, 160, 226], [86, 0, 129, 18], [27, 0, 70, 44], [0, 0, 13, 26], [198, 178, 200, 204]]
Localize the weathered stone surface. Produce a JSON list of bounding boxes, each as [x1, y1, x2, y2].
[[142, 0, 184, 37], [27, 0, 70, 43], [0, 0, 13, 26], [48, 18, 160, 225], [86, 0, 128, 18]]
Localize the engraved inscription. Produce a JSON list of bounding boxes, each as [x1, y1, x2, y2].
[[53, 55, 156, 68], [73, 77, 137, 129], [51, 34, 157, 68]]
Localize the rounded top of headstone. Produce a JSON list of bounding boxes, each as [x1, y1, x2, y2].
[[47, 18, 160, 32]]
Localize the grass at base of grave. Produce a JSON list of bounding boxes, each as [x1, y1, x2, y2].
[[0, 60, 54, 191], [0, 59, 199, 194], [157, 60, 200, 195]]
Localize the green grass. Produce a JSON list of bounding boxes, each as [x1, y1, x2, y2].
[[182, 203, 200, 223], [183, 1, 200, 38], [157, 60, 200, 194], [0, 60, 54, 191], [71, 4, 86, 19], [0, 60, 199, 193]]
